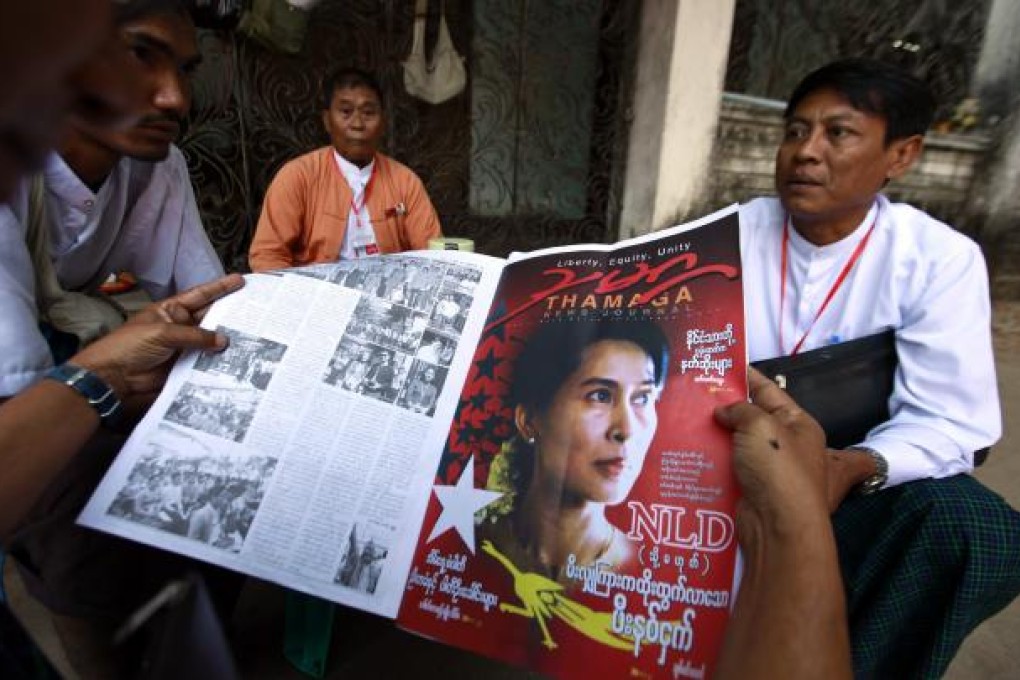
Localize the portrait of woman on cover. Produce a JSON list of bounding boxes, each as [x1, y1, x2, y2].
[[481, 319, 670, 583]]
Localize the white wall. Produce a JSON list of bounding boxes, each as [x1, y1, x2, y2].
[[619, 0, 736, 237]]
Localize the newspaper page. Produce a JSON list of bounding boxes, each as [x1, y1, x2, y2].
[[79, 251, 505, 618], [397, 207, 746, 678]]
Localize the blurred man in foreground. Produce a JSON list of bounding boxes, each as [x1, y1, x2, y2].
[[0, 2, 244, 677], [0, 0, 224, 397]]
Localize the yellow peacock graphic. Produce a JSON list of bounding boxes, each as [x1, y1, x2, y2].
[[481, 540, 632, 651]]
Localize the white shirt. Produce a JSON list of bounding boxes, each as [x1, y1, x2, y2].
[[333, 151, 378, 260], [740, 195, 1001, 487], [0, 147, 224, 395]]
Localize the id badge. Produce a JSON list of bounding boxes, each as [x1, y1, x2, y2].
[[351, 224, 380, 258]]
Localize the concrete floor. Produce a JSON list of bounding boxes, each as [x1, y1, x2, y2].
[[942, 302, 1020, 680]]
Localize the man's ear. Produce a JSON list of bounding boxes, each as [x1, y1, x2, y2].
[[885, 134, 924, 181], [321, 109, 331, 132], [514, 404, 536, 441]]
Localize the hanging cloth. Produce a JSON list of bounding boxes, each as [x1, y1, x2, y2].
[[402, 0, 467, 104]]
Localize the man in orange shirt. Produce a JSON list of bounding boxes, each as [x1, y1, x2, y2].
[[249, 68, 442, 271]]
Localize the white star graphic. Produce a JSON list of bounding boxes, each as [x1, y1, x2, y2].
[[427, 456, 503, 554]]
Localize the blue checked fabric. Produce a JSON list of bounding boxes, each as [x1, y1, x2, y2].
[[832, 474, 1020, 679]]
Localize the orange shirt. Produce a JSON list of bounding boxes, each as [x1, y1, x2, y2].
[[249, 147, 442, 271]]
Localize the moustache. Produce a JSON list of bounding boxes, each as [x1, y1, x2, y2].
[[137, 113, 184, 128]]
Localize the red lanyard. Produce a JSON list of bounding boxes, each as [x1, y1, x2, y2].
[[779, 210, 878, 355], [349, 163, 376, 225], [333, 154, 376, 226]]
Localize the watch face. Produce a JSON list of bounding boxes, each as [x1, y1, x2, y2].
[[854, 447, 888, 491], [858, 472, 887, 495]]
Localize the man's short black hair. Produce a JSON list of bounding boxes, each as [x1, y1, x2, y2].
[[785, 58, 936, 144], [322, 68, 384, 110], [113, 0, 191, 24]]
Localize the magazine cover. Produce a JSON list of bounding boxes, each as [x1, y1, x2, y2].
[[397, 208, 746, 678]]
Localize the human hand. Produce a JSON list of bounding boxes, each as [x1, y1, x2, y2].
[[71, 275, 245, 409], [713, 369, 852, 680], [824, 447, 878, 512], [126, 273, 245, 327], [714, 368, 829, 543]]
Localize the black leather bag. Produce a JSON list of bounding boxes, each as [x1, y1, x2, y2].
[[751, 330, 990, 465], [751, 330, 897, 450]]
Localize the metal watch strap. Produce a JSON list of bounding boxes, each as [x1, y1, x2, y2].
[[852, 446, 889, 495], [45, 363, 122, 424]]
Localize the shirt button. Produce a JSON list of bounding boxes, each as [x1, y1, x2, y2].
[[83, 199, 94, 212]]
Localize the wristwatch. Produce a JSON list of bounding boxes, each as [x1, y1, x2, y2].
[[851, 446, 889, 495], [45, 363, 122, 425]]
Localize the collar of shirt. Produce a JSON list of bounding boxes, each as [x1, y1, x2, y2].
[[43, 152, 121, 257], [332, 150, 375, 196], [786, 199, 880, 264], [781, 199, 882, 349]]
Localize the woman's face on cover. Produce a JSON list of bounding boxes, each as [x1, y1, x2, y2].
[[523, 340, 660, 506]]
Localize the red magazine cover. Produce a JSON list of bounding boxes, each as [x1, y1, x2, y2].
[[397, 209, 746, 679]]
